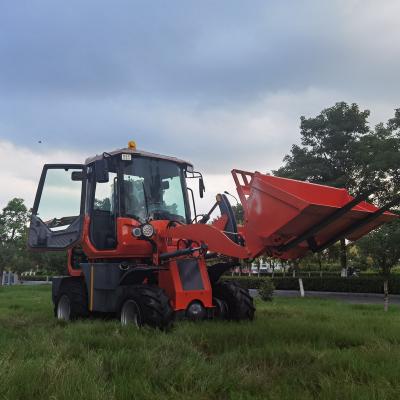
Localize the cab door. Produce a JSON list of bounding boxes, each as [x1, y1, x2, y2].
[[28, 164, 86, 250]]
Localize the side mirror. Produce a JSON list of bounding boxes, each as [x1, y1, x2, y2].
[[71, 171, 84, 181], [199, 177, 205, 198], [95, 159, 109, 183]]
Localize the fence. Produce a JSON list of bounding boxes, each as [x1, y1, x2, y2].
[[1, 271, 20, 286]]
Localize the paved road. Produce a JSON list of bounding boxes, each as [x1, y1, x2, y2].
[[20, 280, 51, 285], [250, 289, 400, 305]]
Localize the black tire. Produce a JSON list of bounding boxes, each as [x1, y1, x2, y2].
[[212, 281, 255, 321], [55, 279, 89, 321], [117, 285, 173, 330]]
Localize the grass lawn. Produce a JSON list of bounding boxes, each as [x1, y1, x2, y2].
[[1, 285, 400, 400]]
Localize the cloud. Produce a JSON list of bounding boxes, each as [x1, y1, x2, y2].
[[0, 0, 399, 210], [1, 0, 400, 101], [0, 139, 238, 215], [1, 85, 397, 210], [0, 140, 83, 209], [1, 86, 394, 175]]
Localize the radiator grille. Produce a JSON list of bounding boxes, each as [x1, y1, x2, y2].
[[177, 259, 204, 291]]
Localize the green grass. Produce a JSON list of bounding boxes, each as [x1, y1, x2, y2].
[[1, 286, 400, 400]]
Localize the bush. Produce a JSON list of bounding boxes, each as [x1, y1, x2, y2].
[[259, 278, 275, 301]]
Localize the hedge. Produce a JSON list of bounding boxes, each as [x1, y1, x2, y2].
[[250, 271, 341, 278], [18, 274, 400, 294], [225, 276, 400, 294], [231, 271, 384, 278], [21, 276, 53, 282]]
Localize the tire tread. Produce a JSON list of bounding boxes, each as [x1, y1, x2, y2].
[[213, 280, 255, 321], [55, 279, 89, 320], [117, 285, 173, 330]]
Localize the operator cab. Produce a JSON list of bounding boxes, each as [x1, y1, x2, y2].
[[28, 142, 205, 251], [88, 150, 193, 250]]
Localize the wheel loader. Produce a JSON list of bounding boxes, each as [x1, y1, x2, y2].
[[28, 141, 398, 328]]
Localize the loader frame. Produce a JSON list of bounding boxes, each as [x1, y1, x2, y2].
[[28, 145, 398, 327]]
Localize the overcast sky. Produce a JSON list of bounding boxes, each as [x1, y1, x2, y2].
[[1, 0, 399, 210]]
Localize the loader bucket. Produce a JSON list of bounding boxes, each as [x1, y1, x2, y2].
[[232, 170, 398, 260]]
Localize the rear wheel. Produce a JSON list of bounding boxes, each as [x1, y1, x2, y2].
[[212, 281, 255, 321], [120, 299, 142, 327], [117, 285, 173, 330], [55, 279, 88, 321]]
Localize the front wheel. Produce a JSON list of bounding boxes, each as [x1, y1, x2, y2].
[[117, 285, 173, 330], [212, 281, 255, 321]]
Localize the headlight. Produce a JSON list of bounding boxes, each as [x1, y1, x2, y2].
[[141, 223, 154, 238], [132, 227, 142, 238]]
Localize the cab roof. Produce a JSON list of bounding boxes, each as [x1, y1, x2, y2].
[[85, 147, 193, 168]]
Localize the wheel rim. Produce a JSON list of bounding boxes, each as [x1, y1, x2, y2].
[[213, 297, 228, 319], [57, 294, 71, 321], [186, 301, 206, 320], [121, 299, 141, 327]]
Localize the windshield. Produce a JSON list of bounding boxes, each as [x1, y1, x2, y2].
[[122, 157, 188, 223]]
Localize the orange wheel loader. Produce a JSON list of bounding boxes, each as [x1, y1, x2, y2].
[[28, 141, 399, 328]]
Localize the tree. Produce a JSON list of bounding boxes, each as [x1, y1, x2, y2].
[[275, 102, 370, 187], [357, 218, 400, 311], [232, 204, 244, 225], [0, 198, 68, 282], [357, 219, 400, 275], [0, 198, 30, 283], [274, 102, 371, 270], [354, 108, 400, 310], [0, 198, 29, 241], [354, 108, 400, 202]]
